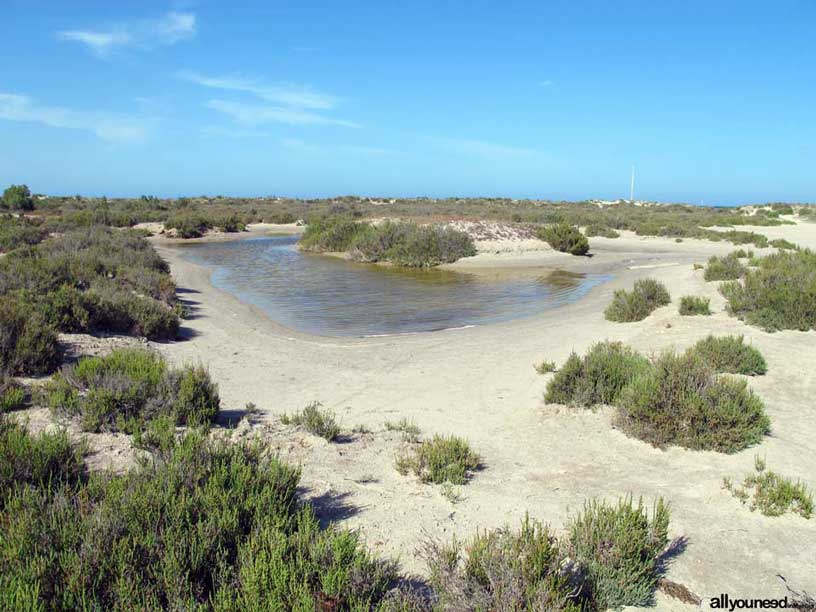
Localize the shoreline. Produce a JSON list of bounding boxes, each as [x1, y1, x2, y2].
[[149, 222, 816, 599]]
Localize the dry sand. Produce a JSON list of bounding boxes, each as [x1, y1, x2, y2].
[[43, 220, 816, 608]]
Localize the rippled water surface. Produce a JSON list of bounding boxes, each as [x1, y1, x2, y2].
[[173, 235, 609, 337]]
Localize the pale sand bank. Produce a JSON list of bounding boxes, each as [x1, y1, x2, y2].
[[144, 224, 816, 603]]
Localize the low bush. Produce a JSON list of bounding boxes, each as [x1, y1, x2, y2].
[[163, 213, 213, 238], [0, 215, 47, 252], [615, 350, 770, 452], [0, 295, 61, 375], [584, 224, 620, 238], [0, 427, 400, 610], [385, 417, 421, 443], [46, 349, 220, 433], [0, 376, 26, 412], [568, 496, 670, 610], [544, 341, 649, 407], [604, 278, 671, 322], [535, 359, 557, 374], [678, 295, 711, 315], [0, 227, 179, 341], [769, 238, 798, 250], [724, 456, 813, 519], [302, 218, 476, 267], [0, 417, 85, 506], [704, 253, 746, 281], [426, 516, 581, 611], [280, 401, 341, 441], [690, 335, 767, 375], [396, 435, 480, 485], [537, 223, 590, 255], [720, 249, 816, 331]]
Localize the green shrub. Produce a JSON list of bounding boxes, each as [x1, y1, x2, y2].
[[280, 401, 341, 441], [704, 253, 746, 281], [604, 278, 671, 322], [720, 249, 816, 331], [678, 295, 711, 315], [615, 350, 770, 452], [724, 457, 813, 519], [164, 213, 213, 238], [0, 226, 179, 341], [396, 435, 480, 485], [568, 496, 670, 610], [0, 294, 61, 375], [385, 417, 421, 443], [584, 224, 620, 238], [2, 184, 33, 210], [426, 516, 581, 611], [46, 349, 220, 433], [690, 335, 767, 375], [0, 377, 26, 412], [544, 341, 649, 407], [537, 223, 589, 255], [0, 215, 47, 252], [300, 217, 372, 252], [769, 238, 798, 250], [0, 428, 399, 610], [0, 417, 85, 507], [534, 359, 556, 374]]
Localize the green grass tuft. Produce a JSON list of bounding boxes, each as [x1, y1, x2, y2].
[[724, 457, 813, 519], [280, 401, 341, 441], [396, 434, 480, 485], [679, 295, 711, 316]]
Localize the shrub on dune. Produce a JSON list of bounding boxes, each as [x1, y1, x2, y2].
[[604, 279, 671, 322], [537, 223, 590, 255], [678, 295, 711, 316], [704, 253, 746, 281], [545, 341, 649, 407], [689, 335, 767, 375], [615, 350, 769, 453]]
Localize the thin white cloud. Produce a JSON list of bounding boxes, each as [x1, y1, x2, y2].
[[428, 136, 543, 160], [0, 93, 149, 142], [178, 71, 338, 110], [539, 79, 554, 87], [58, 12, 196, 56], [280, 138, 402, 157], [201, 125, 270, 139], [206, 99, 361, 128]]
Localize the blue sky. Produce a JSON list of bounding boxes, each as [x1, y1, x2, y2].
[[1, 1, 814, 204]]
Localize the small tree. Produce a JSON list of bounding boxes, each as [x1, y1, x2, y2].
[[3, 184, 33, 211]]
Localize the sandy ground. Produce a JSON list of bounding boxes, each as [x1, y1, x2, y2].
[[19, 219, 815, 609]]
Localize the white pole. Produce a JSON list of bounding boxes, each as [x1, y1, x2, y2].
[[630, 166, 635, 202]]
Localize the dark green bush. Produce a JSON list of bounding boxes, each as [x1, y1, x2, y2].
[[704, 253, 746, 281], [0, 417, 85, 508], [300, 217, 372, 252], [0, 376, 26, 412], [377, 224, 476, 267], [2, 184, 33, 210], [46, 349, 220, 433], [164, 213, 213, 238], [615, 350, 770, 452], [690, 335, 767, 375], [396, 435, 480, 485], [537, 223, 589, 255], [720, 249, 816, 331], [769, 238, 798, 250], [678, 295, 711, 316], [0, 294, 61, 375], [544, 341, 649, 407], [0, 215, 47, 252], [568, 497, 669, 610], [0, 427, 399, 610], [604, 278, 671, 322]]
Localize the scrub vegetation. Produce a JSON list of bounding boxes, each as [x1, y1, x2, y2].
[[280, 401, 341, 441], [301, 218, 476, 267], [604, 278, 671, 322], [704, 253, 747, 281], [536, 223, 590, 255], [720, 248, 816, 331], [545, 341, 770, 453], [395, 434, 481, 485], [724, 457, 813, 519], [678, 295, 711, 315]]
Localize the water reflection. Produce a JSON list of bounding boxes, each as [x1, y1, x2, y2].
[[174, 235, 609, 337]]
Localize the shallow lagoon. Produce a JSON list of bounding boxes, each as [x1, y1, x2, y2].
[[174, 235, 609, 337]]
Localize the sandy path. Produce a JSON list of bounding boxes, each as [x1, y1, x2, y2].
[[151, 227, 816, 605]]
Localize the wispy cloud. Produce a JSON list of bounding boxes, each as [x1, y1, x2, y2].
[[539, 79, 554, 87], [58, 12, 196, 56], [428, 136, 544, 160], [205, 100, 360, 128], [281, 138, 402, 157], [0, 93, 149, 142], [179, 72, 337, 110]]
